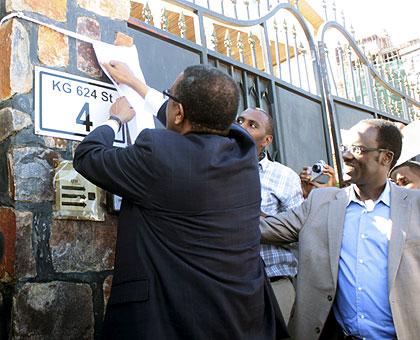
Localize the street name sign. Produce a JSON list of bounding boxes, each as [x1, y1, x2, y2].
[[35, 66, 126, 146]]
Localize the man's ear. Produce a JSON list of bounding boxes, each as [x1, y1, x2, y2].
[[382, 151, 394, 167], [263, 134, 273, 148], [174, 103, 185, 125]]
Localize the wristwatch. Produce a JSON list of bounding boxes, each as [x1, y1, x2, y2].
[[109, 115, 122, 132]]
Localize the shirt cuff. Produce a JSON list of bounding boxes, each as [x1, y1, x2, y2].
[[145, 87, 167, 116], [101, 120, 119, 135]]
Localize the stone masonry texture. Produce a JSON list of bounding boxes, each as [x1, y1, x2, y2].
[[0, 0, 133, 338], [8, 147, 59, 202], [14, 210, 36, 279], [0, 208, 35, 282], [0, 108, 32, 143], [38, 26, 69, 67], [50, 217, 117, 273], [114, 31, 134, 47], [0, 19, 32, 100], [76, 17, 101, 77], [12, 281, 94, 339], [77, 0, 130, 21], [8, 20, 32, 98], [0, 20, 12, 100], [6, 0, 67, 22], [0, 208, 17, 282]]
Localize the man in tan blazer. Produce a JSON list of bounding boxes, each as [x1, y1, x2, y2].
[[261, 119, 420, 340]]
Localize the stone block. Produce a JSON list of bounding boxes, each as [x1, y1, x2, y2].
[[6, 0, 67, 22], [0, 19, 32, 100], [114, 32, 133, 47], [15, 211, 36, 279], [0, 108, 32, 143], [0, 208, 35, 282], [50, 216, 117, 273], [77, 0, 130, 21], [76, 17, 101, 77], [0, 208, 15, 281], [43, 136, 68, 150], [12, 281, 94, 339], [38, 26, 69, 67], [0, 20, 12, 100], [8, 147, 59, 202]]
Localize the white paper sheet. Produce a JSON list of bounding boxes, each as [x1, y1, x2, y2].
[[145, 87, 167, 117], [395, 120, 420, 166], [93, 41, 155, 144]]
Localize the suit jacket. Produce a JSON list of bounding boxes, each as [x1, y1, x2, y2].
[[260, 184, 420, 340], [74, 124, 288, 340]]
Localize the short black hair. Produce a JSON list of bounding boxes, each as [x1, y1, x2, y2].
[[391, 161, 420, 177], [361, 119, 402, 169], [174, 65, 239, 133]]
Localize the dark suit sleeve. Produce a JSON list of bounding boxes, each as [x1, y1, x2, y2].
[[73, 125, 153, 205]]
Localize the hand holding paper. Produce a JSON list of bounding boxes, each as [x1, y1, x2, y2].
[[110, 97, 136, 124], [102, 61, 149, 98], [93, 41, 155, 144]]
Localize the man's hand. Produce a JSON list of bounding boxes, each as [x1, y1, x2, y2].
[[299, 164, 337, 198], [102, 61, 149, 98], [110, 97, 136, 124], [102, 61, 137, 86]]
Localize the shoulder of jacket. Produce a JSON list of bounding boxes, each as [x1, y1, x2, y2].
[[308, 186, 342, 201], [390, 182, 420, 201], [404, 187, 420, 201]]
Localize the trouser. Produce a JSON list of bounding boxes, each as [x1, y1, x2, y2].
[[269, 277, 295, 325]]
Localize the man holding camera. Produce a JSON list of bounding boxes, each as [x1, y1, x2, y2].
[[237, 108, 303, 323], [260, 119, 420, 339], [299, 161, 337, 198]]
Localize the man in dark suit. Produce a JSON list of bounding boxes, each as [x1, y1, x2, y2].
[[73, 65, 287, 339]]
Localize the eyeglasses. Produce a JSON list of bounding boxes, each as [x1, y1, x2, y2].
[[339, 144, 391, 156], [162, 89, 182, 105]]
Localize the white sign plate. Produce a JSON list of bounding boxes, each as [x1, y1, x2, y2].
[[35, 66, 126, 146]]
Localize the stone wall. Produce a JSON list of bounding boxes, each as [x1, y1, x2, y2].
[[0, 1, 132, 338]]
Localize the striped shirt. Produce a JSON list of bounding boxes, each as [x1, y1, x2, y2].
[[259, 154, 304, 278]]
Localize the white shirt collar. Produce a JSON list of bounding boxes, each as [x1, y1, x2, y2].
[[258, 153, 270, 171]]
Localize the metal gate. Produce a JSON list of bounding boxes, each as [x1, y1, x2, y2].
[[127, 0, 420, 178]]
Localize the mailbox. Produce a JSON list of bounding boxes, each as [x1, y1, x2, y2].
[[53, 161, 105, 221]]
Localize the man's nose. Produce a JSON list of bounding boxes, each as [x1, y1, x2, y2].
[[395, 177, 405, 187], [342, 149, 354, 161], [240, 122, 250, 130]]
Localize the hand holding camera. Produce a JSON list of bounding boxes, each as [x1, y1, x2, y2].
[[299, 161, 337, 198]]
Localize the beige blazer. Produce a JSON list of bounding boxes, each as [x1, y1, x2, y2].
[[260, 183, 420, 340]]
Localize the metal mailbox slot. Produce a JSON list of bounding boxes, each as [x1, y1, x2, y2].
[[53, 161, 105, 221]]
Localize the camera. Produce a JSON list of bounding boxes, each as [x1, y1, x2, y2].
[[309, 160, 329, 184]]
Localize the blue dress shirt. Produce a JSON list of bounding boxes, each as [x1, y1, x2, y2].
[[333, 181, 396, 339]]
